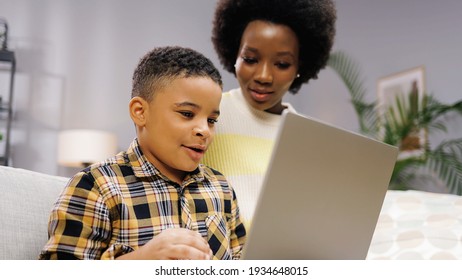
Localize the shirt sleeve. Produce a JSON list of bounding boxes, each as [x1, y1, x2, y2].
[[229, 187, 247, 260], [39, 171, 114, 260], [100, 243, 134, 260]]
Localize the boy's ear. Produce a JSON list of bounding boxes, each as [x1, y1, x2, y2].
[[129, 97, 148, 126]]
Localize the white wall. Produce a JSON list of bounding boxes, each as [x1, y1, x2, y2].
[[1, 0, 461, 176]]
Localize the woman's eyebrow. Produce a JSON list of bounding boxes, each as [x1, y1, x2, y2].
[[242, 46, 296, 59], [276, 51, 296, 59]]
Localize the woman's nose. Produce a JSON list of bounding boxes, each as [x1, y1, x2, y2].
[[254, 62, 273, 84]]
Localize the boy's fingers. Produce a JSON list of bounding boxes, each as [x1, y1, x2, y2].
[[162, 228, 212, 259], [166, 241, 211, 260]]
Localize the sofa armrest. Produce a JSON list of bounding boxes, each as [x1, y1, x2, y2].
[[0, 166, 69, 260]]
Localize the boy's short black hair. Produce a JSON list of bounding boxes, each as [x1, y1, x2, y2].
[[132, 46, 223, 101], [212, 0, 336, 94]]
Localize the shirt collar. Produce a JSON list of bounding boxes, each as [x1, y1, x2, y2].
[[127, 139, 206, 185]]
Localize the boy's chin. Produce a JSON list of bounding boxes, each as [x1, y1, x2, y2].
[[184, 164, 201, 173]]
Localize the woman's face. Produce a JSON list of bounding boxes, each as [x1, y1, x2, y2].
[[235, 20, 299, 114]]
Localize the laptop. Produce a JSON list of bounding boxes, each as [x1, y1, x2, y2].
[[241, 111, 398, 260]]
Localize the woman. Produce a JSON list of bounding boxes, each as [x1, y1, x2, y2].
[[202, 0, 336, 223]]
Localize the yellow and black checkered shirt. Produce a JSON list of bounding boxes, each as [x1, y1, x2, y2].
[[39, 139, 246, 260]]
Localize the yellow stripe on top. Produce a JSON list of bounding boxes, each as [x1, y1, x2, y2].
[[201, 88, 296, 223], [202, 134, 274, 177]]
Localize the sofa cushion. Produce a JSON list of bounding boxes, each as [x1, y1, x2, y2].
[[0, 166, 69, 260]]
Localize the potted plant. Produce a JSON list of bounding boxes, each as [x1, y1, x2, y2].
[[327, 50, 462, 194]]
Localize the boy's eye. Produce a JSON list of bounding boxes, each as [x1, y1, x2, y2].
[[242, 56, 257, 64], [179, 111, 194, 118], [208, 118, 218, 124]]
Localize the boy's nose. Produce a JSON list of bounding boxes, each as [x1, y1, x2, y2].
[[193, 124, 210, 139]]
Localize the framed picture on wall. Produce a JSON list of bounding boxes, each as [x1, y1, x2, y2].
[[377, 66, 426, 160]]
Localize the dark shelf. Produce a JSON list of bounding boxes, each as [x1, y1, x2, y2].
[[0, 50, 15, 62], [0, 48, 15, 166], [0, 102, 10, 111]]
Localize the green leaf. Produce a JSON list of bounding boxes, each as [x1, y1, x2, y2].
[[327, 50, 462, 195]]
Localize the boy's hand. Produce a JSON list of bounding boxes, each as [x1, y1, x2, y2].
[[117, 228, 213, 260]]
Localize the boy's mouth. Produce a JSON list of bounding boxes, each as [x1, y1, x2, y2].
[[183, 144, 206, 162], [189, 147, 204, 153], [184, 144, 206, 153]]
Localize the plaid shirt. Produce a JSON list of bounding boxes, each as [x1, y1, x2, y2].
[[39, 139, 246, 260]]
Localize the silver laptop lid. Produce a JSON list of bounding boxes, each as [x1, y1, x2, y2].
[[241, 111, 398, 260]]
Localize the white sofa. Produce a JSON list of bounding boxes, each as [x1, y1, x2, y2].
[[367, 189, 462, 259], [1, 165, 461, 260], [0, 166, 68, 260]]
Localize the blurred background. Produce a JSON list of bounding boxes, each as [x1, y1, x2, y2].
[[0, 0, 461, 179]]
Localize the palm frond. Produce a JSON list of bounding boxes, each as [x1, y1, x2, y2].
[[388, 157, 425, 190], [425, 153, 462, 195], [327, 50, 462, 195], [327, 51, 377, 136], [420, 97, 462, 125]]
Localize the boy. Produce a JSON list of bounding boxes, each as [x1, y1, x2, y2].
[[39, 46, 246, 260]]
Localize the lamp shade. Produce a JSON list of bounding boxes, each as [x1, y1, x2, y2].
[[57, 129, 118, 167]]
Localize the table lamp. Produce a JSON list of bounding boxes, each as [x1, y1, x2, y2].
[[57, 129, 118, 168]]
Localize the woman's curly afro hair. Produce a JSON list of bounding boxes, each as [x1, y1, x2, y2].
[[212, 0, 336, 94]]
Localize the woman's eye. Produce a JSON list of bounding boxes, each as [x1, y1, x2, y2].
[[242, 56, 257, 64], [276, 62, 291, 69]]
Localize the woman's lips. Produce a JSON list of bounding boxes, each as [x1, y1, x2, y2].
[[249, 88, 273, 102]]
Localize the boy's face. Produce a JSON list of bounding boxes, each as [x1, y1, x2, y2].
[[132, 76, 222, 183]]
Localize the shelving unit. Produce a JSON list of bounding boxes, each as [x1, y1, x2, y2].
[[0, 49, 16, 165]]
